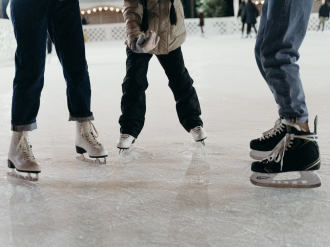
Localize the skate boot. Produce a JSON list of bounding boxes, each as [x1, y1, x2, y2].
[[250, 117, 321, 188], [117, 134, 135, 154], [190, 126, 207, 145], [7, 131, 40, 182], [75, 121, 108, 164], [249, 118, 302, 160]]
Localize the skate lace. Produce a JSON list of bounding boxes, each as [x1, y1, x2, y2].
[[120, 134, 132, 140], [81, 121, 103, 148], [192, 126, 202, 133], [259, 118, 284, 141], [261, 133, 318, 171], [16, 132, 36, 162]]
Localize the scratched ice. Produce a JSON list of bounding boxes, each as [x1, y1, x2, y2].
[[0, 32, 330, 247]]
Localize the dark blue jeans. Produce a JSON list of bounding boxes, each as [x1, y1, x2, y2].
[[119, 46, 203, 138], [10, 0, 93, 131], [255, 0, 313, 124]]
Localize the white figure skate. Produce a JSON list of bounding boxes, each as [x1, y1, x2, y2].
[[7, 131, 40, 182], [117, 134, 135, 154], [75, 121, 108, 164], [190, 126, 207, 146]]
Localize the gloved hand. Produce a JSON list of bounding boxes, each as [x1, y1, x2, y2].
[[132, 30, 160, 54]]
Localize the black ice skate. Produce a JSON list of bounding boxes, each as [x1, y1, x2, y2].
[[250, 118, 301, 160], [250, 117, 321, 188]]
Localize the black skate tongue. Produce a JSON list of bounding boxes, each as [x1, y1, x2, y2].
[[286, 125, 292, 134], [314, 116, 318, 134]]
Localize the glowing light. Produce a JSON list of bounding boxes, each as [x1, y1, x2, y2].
[[116, 8, 119, 12], [93, 8, 97, 12], [261, 0, 264, 3], [255, 1, 259, 4], [110, 7, 114, 11], [122, 9, 124, 13], [104, 7, 108, 10], [81, 11, 85, 15], [99, 7, 102, 11], [87, 10, 91, 14]]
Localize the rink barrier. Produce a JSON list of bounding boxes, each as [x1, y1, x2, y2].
[[0, 13, 329, 62], [82, 13, 330, 42]]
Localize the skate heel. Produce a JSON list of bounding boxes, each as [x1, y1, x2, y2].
[[7, 160, 15, 169], [76, 146, 87, 154]]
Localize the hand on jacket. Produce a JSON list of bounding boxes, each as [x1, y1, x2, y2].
[[132, 30, 160, 54]]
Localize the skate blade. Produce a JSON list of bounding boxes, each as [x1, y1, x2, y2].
[[76, 154, 107, 165], [118, 148, 129, 155], [250, 171, 321, 188], [7, 169, 39, 182]]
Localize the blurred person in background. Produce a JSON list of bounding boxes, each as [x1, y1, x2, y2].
[[244, 0, 259, 38], [237, 1, 246, 38], [318, 0, 329, 31], [198, 8, 205, 34]]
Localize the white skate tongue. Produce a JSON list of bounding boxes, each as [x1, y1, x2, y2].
[[16, 132, 36, 162], [81, 121, 103, 148]]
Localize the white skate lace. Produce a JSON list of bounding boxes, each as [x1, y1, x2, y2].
[[261, 133, 318, 171], [259, 118, 285, 141], [81, 121, 103, 148], [16, 131, 36, 162]]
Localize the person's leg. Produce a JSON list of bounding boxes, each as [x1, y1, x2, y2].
[[10, 0, 50, 131], [47, 0, 93, 122], [255, 1, 268, 82], [156, 47, 203, 132], [247, 24, 252, 36], [119, 47, 152, 138], [320, 17, 325, 31], [241, 22, 245, 36], [259, 0, 313, 124], [253, 24, 258, 34]]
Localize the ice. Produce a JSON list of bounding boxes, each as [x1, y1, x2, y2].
[[0, 31, 330, 246]]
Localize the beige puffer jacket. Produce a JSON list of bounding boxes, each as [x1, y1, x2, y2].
[[123, 0, 186, 55]]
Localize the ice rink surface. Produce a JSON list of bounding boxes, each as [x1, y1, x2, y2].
[[0, 31, 330, 247]]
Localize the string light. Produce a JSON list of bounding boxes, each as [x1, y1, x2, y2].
[[81, 11, 85, 15], [255, 1, 259, 4], [104, 7, 108, 10], [87, 10, 91, 14], [93, 8, 97, 12], [99, 7, 102, 11], [261, 0, 264, 3], [110, 7, 114, 11], [122, 9, 124, 13], [116, 8, 119, 12]]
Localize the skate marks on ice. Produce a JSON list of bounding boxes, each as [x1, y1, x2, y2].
[[6, 176, 56, 246], [167, 144, 212, 246], [76, 153, 107, 165]]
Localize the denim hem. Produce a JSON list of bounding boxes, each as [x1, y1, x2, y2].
[[69, 115, 94, 123], [283, 115, 309, 124], [11, 122, 37, 132]]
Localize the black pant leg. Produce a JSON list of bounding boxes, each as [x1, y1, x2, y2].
[[247, 24, 252, 35], [241, 22, 245, 34], [156, 47, 203, 132], [47, 0, 93, 120], [253, 24, 258, 34], [119, 47, 153, 138], [10, 0, 50, 130]]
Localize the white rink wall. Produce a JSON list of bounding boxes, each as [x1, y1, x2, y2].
[[1, 13, 329, 63]]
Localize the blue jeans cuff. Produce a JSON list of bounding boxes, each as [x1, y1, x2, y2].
[[69, 115, 94, 123], [11, 122, 37, 132]]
